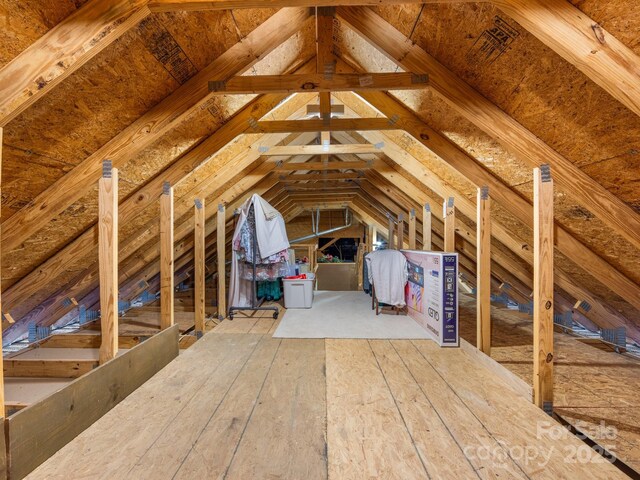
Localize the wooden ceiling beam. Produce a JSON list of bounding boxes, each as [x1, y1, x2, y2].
[[273, 160, 378, 171], [1, 7, 311, 254], [0, 0, 150, 127], [280, 172, 364, 181], [496, 0, 640, 119], [252, 118, 398, 133], [337, 6, 640, 250], [258, 144, 381, 155], [209, 72, 428, 94], [148, 0, 475, 12]]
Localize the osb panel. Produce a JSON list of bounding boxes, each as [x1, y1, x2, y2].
[[230, 8, 279, 39], [2, 25, 178, 219], [569, 0, 640, 56], [152, 10, 240, 72], [0, 0, 88, 69]]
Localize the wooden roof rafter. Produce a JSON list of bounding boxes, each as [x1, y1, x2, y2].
[[0, 0, 151, 127], [0, 6, 313, 254], [336, 6, 640, 251]]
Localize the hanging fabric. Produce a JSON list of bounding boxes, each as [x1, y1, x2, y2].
[[229, 194, 290, 308]]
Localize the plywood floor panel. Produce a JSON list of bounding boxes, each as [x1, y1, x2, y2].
[[369, 340, 480, 479], [326, 339, 429, 480], [173, 336, 282, 479], [225, 339, 327, 480], [27, 318, 629, 480]]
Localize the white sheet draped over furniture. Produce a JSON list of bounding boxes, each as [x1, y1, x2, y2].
[[365, 249, 409, 307]]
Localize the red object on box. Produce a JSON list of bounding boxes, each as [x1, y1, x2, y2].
[[284, 274, 307, 280]]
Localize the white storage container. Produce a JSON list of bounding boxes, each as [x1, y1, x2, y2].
[[283, 274, 315, 309]]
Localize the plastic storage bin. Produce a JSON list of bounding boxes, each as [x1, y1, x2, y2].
[[283, 273, 315, 309]]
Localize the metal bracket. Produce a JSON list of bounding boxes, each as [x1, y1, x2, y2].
[[194, 198, 203, 210], [480, 185, 489, 200], [447, 197, 454, 208], [163, 181, 171, 195], [425, 203, 431, 213], [102, 160, 112, 178], [540, 164, 552, 183], [248, 117, 259, 130], [218, 203, 225, 213], [208, 80, 226, 91], [411, 73, 429, 85], [323, 61, 335, 80]]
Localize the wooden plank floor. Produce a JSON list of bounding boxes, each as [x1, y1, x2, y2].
[[457, 293, 640, 473], [27, 313, 628, 479]]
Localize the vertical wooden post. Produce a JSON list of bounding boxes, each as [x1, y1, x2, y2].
[[387, 216, 395, 249], [0, 128, 5, 406], [423, 203, 432, 250], [217, 203, 226, 320], [160, 182, 174, 330], [443, 197, 455, 252], [397, 213, 404, 249], [372, 224, 377, 248], [476, 186, 491, 355], [98, 160, 118, 364], [533, 165, 554, 413], [194, 199, 206, 338], [316, 6, 334, 126], [408, 208, 416, 249], [366, 224, 374, 253]]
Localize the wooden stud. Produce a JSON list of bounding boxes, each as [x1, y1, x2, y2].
[[408, 208, 416, 249], [396, 213, 404, 250], [160, 182, 174, 330], [387, 216, 395, 249], [317, 6, 335, 130], [366, 224, 374, 253], [98, 161, 118, 365], [533, 165, 554, 413], [476, 186, 491, 355], [209, 73, 428, 95], [194, 199, 206, 338], [443, 197, 455, 252], [423, 203, 432, 250], [217, 204, 226, 320]]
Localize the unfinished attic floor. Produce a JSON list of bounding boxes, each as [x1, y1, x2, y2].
[[28, 313, 626, 479]]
